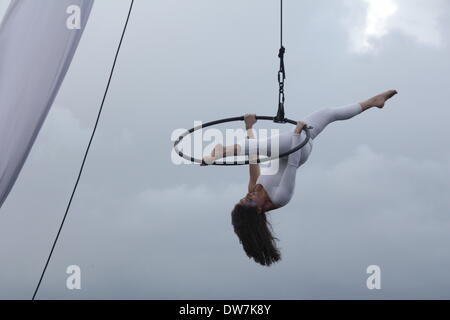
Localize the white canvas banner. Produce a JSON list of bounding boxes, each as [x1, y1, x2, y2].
[[0, 0, 94, 208]]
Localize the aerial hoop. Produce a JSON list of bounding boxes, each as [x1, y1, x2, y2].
[[173, 0, 309, 166], [173, 116, 312, 166]]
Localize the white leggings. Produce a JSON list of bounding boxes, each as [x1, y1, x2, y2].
[[240, 103, 364, 157]]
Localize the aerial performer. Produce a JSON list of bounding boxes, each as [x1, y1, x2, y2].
[[171, 0, 400, 266], [201, 90, 398, 266]]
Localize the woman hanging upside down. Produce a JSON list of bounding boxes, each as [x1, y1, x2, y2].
[[202, 90, 398, 266]]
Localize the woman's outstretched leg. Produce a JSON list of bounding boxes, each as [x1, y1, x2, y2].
[[304, 90, 398, 139], [203, 90, 398, 163]]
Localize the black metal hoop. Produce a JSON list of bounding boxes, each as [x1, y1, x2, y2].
[[173, 116, 312, 166]]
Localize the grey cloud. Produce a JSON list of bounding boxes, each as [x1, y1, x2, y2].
[[0, 0, 449, 299]]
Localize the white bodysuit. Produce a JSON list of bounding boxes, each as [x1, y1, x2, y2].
[[239, 104, 363, 207]]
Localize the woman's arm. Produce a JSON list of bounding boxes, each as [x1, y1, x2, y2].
[[245, 114, 260, 192]]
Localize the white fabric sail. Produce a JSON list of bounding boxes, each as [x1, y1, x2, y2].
[[0, 0, 94, 209]]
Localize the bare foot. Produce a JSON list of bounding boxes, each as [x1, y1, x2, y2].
[[361, 90, 398, 110], [201, 144, 224, 166]]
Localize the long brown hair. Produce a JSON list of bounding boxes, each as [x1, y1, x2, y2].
[[231, 204, 281, 266]]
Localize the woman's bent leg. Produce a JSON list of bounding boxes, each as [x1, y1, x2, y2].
[[239, 132, 293, 157]]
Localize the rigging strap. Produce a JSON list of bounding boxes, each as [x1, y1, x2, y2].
[[275, 46, 286, 123]]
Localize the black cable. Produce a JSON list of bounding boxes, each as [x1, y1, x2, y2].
[[279, 0, 285, 78], [32, 0, 135, 300], [275, 0, 286, 123], [280, 0, 283, 47]]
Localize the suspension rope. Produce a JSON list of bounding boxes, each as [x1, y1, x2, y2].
[[32, 0, 135, 300], [275, 0, 286, 123], [280, 0, 283, 47]]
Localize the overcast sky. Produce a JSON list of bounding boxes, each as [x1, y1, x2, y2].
[[0, 0, 450, 299]]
